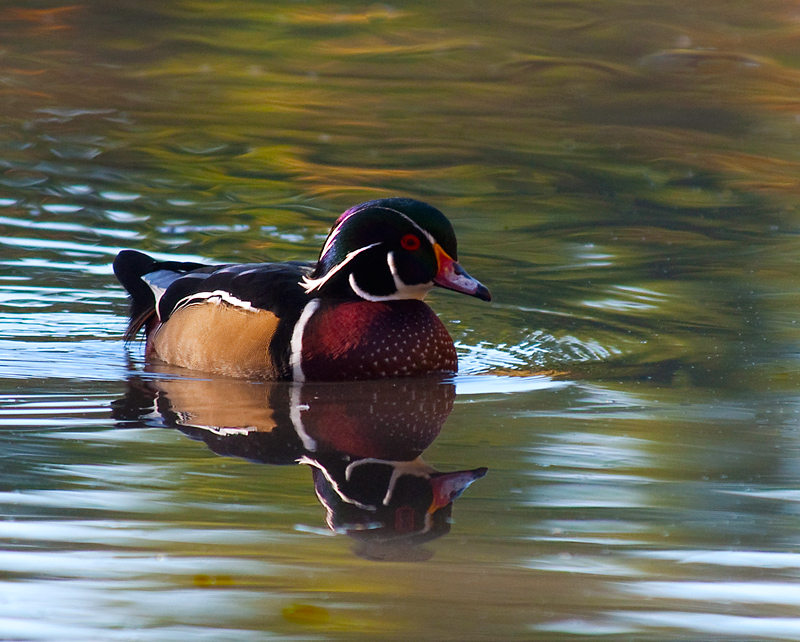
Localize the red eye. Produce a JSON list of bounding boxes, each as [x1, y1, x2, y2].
[[400, 233, 421, 251]]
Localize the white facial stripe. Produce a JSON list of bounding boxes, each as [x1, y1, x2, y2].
[[318, 204, 369, 258], [387, 251, 432, 300], [348, 270, 432, 302], [321, 205, 437, 263], [345, 457, 433, 506], [347, 273, 388, 301], [318, 226, 342, 261], [290, 298, 320, 382], [301, 242, 381, 293], [299, 455, 375, 511], [377, 206, 436, 246], [296, 455, 336, 529], [387, 251, 405, 292]]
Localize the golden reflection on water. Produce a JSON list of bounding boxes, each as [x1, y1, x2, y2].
[[112, 370, 487, 562], [2, 1, 800, 641], [4, 0, 800, 206], [1, 0, 797, 377]]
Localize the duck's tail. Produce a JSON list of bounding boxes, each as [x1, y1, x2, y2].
[[113, 250, 206, 342]]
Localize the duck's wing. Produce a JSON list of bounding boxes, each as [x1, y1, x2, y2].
[[113, 249, 313, 341], [113, 250, 213, 341]]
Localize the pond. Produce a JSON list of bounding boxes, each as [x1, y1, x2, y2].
[[3, 0, 800, 640]]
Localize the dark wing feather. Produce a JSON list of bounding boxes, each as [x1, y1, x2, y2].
[[113, 250, 209, 341], [157, 261, 314, 320], [155, 262, 315, 377], [114, 249, 317, 353]]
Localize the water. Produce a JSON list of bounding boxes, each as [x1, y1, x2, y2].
[[3, 0, 800, 639]]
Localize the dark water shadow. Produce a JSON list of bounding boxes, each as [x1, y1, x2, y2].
[[112, 366, 486, 562]]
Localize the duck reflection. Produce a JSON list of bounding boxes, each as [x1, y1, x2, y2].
[[113, 367, 486, 561]]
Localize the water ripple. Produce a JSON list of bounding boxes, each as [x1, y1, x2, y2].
[[0, 340, 127, 382], [611, 612, 800, 641], [0, 215, 141, 240]]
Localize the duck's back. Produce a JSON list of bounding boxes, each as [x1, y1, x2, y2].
[[114, 250, 312, 379], [114, 250, 457, 381]]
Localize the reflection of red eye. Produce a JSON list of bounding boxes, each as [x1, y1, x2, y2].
[[401, 233, 421, 251]]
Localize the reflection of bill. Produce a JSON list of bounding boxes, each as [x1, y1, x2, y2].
[[113, 368, 486, 561]]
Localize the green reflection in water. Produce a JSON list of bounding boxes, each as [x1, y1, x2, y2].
[[2, 0, 799, 386], [2, 1, 800, 640]]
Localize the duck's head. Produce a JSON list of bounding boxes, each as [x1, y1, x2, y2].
[[302, 198, 491, 303]]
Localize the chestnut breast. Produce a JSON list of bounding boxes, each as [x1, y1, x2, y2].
[[300, 300, 457, 381]]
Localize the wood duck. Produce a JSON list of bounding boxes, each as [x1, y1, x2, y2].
[[113, 198, 491, 381]]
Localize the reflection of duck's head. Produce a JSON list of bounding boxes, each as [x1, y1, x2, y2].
[[113, 371, 486, 559], [307, 456, 486, 562]]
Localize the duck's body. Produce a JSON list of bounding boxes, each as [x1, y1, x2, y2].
[[114, 198, 490, 381]]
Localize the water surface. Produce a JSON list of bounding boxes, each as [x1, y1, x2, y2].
[[3, 1, 800, 640]]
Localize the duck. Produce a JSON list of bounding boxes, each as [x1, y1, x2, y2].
[[113, 197, 491, 381]]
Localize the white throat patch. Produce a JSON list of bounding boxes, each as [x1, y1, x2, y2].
[[347, 251, 432, 302], [300, 242, 381, 294]]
